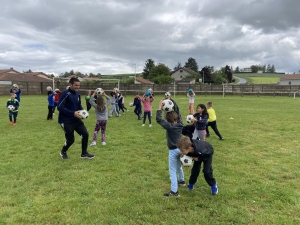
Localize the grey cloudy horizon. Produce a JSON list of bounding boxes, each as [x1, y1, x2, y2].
[[1, 0, 300, 76]]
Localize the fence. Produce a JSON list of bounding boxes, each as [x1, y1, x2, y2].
[[1, 81, 300, 97]]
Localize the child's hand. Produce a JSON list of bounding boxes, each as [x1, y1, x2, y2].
[[93, 91, 97, 96], [158, 99, 164, 110], [88, 90, 91, 95], [193, 157, 199, 162]]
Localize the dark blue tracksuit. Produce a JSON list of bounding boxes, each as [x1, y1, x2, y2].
[[133, 97, 142, 119], [57, 89, 88, 154]]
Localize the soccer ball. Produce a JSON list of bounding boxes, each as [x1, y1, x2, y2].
[[96, 88, 104, 95], [188, 88, 193, 93], [12, 84, 18, 88], [164, 92, 171, 99], [186, 115, 194, 124], [180, 154, 194, 167], [7, 105, 15, 111], [148, 88, 152, 93], [78, 109, 89, 119], [129, 102, 133, 107], [113, 87, 119, 92], [145, 90, 151, 96], [162, 99, 174, 112], [46, 86, 51, 91]]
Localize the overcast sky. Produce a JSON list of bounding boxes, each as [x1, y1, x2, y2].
[[1, 0, 300, 76]]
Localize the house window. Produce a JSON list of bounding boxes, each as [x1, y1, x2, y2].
[[180, 76, 182, 78], [289, 82, 291, 85], [180, 70, 183, 73]]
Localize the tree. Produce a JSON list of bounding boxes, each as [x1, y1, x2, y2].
[[235, 66, 240, 73], [152, 75, 173, 84], [266, 64, 271, 73], [250, 65, 259, 73], [173, 62, 182, 70], [24, 69, 32, 73], [270, 65, 276, 73], [148, 63, 171, 82], [142, 59, 155, 79], [184, 57, 198, 72]]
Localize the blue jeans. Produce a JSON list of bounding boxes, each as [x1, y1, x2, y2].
[[169, 148, 184, 193]]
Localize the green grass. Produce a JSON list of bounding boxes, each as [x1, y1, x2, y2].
[[1, 94, 300, 224], [234, 73, 285, 84]]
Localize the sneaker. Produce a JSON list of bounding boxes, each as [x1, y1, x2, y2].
[[163, 190, 180, 197], [90, 141, 96, 146], [178, 181, 186, 186], [60, 151, 68, 159], [102, 142, 106, 145], [81, 152, 95, 159], [187, 184, 194, 191], [13, 123, 16, 126], [219, 137, 224, 140], [9, 121, 13, 125], [142, 124, 145, 127], [53, 113, 55, 115], [149, 124, 152, 127], [211, 184, 218, 195]]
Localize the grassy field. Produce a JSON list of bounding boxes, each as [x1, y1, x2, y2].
[[1, 93, 300, 224], [234, 73, 285, 84]]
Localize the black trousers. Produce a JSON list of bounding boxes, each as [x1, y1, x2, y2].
[[143, 111, 151, 124], [206, 120, 222, 138], [189, 155, 216, 187], [134, 107, 141, 119], [47, 106, 54, 120], [60, 120, 89, 154]]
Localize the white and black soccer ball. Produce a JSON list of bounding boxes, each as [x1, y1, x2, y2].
[[162, 99, 174, 112], [96, 88, 104, 95], [12, 84, 18, 88], [129, 102, 133, 107], [78, 109, 89, 119], [46, 86, 52, 91], [7, 105, 15, 111], [180, 154, 194, 167], [113, 87, 119, 92], [164, 92, 171, 99], [186, 115, 194, 124], [148, 88, 153, 93]]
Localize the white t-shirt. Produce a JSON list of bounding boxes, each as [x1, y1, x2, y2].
[[187, 93, 195, 103]]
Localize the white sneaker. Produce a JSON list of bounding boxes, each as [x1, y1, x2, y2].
[[102, 142, 106, 145], [142, 124, 145, 127], [90, 141, 96, 146], [149, 124, 152, 127], [53, 113, 55, 115]]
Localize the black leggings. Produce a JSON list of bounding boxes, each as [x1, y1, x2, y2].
[[143, 111, 151, 124]]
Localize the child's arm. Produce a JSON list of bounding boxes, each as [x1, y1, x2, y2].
[[89, 91, 97, 107]]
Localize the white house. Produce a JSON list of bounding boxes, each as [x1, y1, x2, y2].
[[279, 74, 300, 85], [170, 67, 198, 81]]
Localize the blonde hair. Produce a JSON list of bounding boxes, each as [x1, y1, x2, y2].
[[177, 136, 192, 150], [206, 101, 213, 107]]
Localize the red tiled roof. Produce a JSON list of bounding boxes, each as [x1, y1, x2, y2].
[[280, 74, 300, 80], [135, 77, 154, 84], [0, 71, 53, 82]]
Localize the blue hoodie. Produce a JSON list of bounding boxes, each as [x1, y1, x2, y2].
[[57, 88, 83, 123]]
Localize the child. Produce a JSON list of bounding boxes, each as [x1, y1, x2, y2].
[[132, 92, 142, 120], [89, 91, 111, 146], [191, 104, 209, 141], [140, 92, 154, 127], [122, 94, 128, 112], [187, 89, 196, 114], [206, 101, 224, 140], [108, 92, 119, 117], [7, 93, 19, 125], [117, 92, 126, 114], [53, 89, 61, 115], [176, 136, 218, 195], [156, 99, 185, 197], [47, 89, 55, 120], [10, 84, 21, 105]]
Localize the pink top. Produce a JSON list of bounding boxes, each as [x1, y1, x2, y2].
[[141, 97, 154, 112]]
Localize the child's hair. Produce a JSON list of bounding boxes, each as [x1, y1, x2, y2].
[[47, 91, 52, 95], [206, 101, 213, 107], [96, 95, 106, 111], [165, 111, 179, 123], [197, 104, 208, 115], [177, 136, 192, 150], [135, 92, 139, 95], [10, 93, 16, 97]]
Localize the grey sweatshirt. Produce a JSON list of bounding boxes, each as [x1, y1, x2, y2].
[[156, 110, 183, 150], [89, 95, 111, 120]]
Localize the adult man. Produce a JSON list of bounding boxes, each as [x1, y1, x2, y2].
[[57, 77, 94, 159]]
